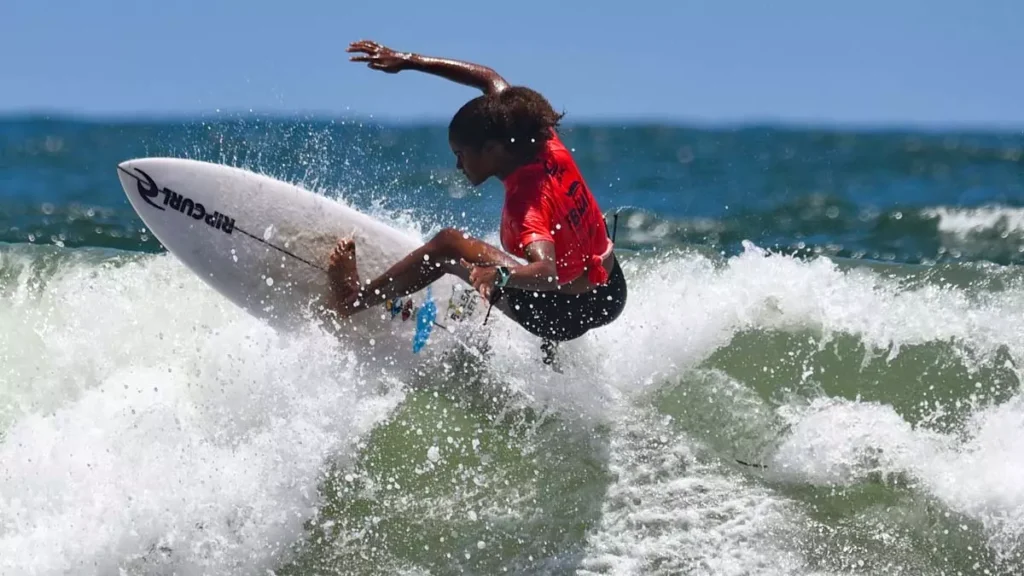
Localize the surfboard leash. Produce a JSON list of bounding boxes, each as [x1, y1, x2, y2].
[[735, 459, 768, 469], [482, 289, 500, 326]]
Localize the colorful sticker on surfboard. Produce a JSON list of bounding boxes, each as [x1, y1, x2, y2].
[[384, 288, 437, 353], [385, 285, 481, 353], [413, 288, 437, 353], [446, 285, 478, 322], [385, 296, 416, 321], [386, 286, 478, 325]]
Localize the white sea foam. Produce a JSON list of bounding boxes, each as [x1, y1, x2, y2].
[[5, 235, 1024, 573]]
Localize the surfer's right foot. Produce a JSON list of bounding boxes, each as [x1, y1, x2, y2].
[[328, 238, 362, 316]]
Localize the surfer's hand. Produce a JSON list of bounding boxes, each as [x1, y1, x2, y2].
[[461, 259, 499, 301], [347, 40, 411, 73]]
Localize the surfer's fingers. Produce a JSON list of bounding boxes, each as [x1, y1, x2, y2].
[[346, 40, 378, 52]]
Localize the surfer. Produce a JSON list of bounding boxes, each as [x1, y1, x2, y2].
[[328, 39, 627, 344]]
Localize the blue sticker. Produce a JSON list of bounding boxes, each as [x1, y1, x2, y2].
[[413, 287, 437, 353]]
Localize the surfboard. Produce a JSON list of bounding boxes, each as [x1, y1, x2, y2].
[[114, 157, 489, 362]]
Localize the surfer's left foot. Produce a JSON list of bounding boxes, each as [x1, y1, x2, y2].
[[328, 238, 362, 316]]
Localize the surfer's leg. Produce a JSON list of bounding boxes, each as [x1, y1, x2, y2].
[[330, 228, 520, 317]]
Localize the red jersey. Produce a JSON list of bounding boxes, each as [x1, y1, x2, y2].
[[500, 133, 613, 285]]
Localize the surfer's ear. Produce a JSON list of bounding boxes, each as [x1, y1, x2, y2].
[[480, 139, 511, 167], [480, 139, 500, 155]]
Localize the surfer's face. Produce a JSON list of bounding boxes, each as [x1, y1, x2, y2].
[[449, 139, 496, 186]]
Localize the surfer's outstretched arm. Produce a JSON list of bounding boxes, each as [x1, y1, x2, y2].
[[347, 40, 509, 95]]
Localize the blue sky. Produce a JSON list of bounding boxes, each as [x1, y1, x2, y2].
[[2, 0, 1022, 128]]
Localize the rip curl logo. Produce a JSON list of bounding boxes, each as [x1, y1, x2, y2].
[[544, 158, 566, 180], [132, 168, 235, 235], [565, 180, 591, 229], [135, 169, 165, 211]]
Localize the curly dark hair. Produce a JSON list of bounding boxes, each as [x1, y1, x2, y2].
[[448, 86, 565, 160]]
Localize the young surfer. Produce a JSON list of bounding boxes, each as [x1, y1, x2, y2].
[[328, 39, 626, 344]]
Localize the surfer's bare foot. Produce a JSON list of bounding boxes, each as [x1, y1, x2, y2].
[[328, 238, 362, 316]]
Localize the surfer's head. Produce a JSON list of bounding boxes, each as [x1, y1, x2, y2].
[[448, 86, 564, 184]]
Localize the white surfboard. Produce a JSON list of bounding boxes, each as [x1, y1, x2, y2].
[[115, 157, 488, 362]]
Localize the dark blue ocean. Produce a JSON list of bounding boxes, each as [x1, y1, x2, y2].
[[2, 115, 1024, 575]]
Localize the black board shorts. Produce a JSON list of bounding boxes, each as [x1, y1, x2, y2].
[[496, 260, 627, 342]]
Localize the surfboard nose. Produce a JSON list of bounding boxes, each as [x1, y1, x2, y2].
[[117, 159, 139, 176], [118, 159, 148, 173], [117, 158, 167, 178], [115, 159, 155, 207], [117, 159, 160, 190], [116, 160, 138, 190], [116, 160, 132, 180]]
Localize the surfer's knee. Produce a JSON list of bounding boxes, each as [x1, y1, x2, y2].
[[428, 227, 492, 274], [418, 227, 463, 272], [432, 227, 465, 245], [428, 227, 466, 255]]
